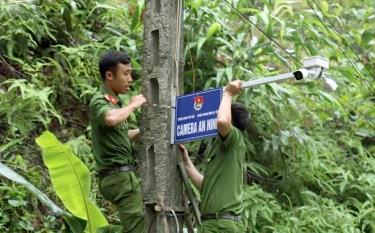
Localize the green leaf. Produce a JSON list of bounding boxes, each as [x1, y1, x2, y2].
[[250, 205, 259, 226], [191, 0, 203, 11], [196, 37, 206, 59], [206, 22, 221, 39], [317, 90, 345, 112], [97, 225, 123, 233], [8, 199, 26, 207], [63, 215, 87, 233], [0, 138, 22, 153], [225, 66, 233, 81], [36, 131, 108, 233], [320, 1, 329, 13]]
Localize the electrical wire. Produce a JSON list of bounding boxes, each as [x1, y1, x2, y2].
[[305, 1, 375, 136], [146, 209, 181, 233], [187, 24, 197, 92], [305, 0, 374, 93], [184, 9, 197, 93], [221, 0, 375, 133], [221, 0, 302, 67], [169, 208, 180, 233], [222, 0, 374, 94], [310, 0, 375, 80], [308, 0, 375, 84], [174, 0, 183, 97]]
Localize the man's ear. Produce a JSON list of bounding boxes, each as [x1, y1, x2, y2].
[[105, 71, 114, 81]]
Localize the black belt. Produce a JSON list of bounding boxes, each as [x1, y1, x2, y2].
[[98, 165, 134, 178], [201, 212, 242, 222]]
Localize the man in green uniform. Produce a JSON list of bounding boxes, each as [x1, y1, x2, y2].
[[89, 50, 146, 233], [179, 80, 249, 233]]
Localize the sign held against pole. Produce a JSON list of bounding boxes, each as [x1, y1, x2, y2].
[[172, 88, 223, 144], [171, 57, 334, 144]]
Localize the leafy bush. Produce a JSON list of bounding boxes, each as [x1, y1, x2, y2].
[[0, 0, 374, 232]]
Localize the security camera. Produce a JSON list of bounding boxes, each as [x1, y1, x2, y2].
[[293, 67, 323, 81], [293, 69, 309, 80], [241, 56, 337, 91]]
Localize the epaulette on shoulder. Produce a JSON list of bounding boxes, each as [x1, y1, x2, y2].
[[104, 94, 119, 105]]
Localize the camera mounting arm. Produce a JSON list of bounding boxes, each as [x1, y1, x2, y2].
[[241, 56, 336, 91], [242, 71, 297, 89]]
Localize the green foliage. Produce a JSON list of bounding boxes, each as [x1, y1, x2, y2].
[[0, 161, 65, 216], [0, 0, 146, 230], [0, 161, 88, 233], [0, 0, 374, 232], [0, 162, 64, 232], [62, 215, 87, 233], [0, 79, 62, 136], [184, 0, 374, 232], [243, 185, 365, 233], [36, 131, 108, 232]]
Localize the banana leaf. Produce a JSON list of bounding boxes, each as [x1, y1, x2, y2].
[[36, 131, 108, 233], [63, 214, 88, 233]]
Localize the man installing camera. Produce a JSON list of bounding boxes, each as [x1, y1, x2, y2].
[[179, 79, 250, 233]]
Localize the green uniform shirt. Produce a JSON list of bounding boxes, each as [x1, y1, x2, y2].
[[200, 126, 246, 215], [89, 85, 134, 171]]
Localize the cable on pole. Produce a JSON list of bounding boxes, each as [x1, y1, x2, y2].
[[221, 0, 302, 67], [305, 0, 374, 93], [169, 208, 180, 233], [174, 0, 183, 96], [310, 0, 375, 80]]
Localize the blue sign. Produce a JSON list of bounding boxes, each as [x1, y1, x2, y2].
[[173, 88, 223, 144]]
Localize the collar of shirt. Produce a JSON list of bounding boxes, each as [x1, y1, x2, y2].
[[101, 84, 121, 106]]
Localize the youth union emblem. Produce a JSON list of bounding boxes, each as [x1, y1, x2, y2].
[[193, 96, 204, 111]]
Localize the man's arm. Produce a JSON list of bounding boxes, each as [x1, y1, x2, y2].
[[104, 94, 146, 127], [179, 144, 204, 190], [217, 80, 243, 137], [128, 128, 140, 141]]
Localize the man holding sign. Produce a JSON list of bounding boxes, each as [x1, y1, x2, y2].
[[179, 80, 249, 233]]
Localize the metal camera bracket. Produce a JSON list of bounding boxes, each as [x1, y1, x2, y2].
[[303, 56, 329, 70], [242, 56, 336, 90]]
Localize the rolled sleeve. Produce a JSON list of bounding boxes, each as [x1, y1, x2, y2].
[[90, 96, 113, 127]]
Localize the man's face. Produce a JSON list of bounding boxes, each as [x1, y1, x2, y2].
[[106, 63, 132, 94]]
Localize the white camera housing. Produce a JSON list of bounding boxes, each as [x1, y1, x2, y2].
[[293, 68, 309, 80], [303, 56, 329, 69], [242, 56, 338, 92]]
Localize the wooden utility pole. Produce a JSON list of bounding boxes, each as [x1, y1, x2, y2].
[[138, 0, 184, 232]]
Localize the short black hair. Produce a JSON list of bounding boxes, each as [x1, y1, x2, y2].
[[99, 50, 131, 81], [231, 102, 250, 131]]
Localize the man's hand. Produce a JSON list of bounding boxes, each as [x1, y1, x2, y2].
[[225, 80, 243, 96], [178, 144, 203, 190], [130, 94, 147, 109], [179, 144, 192, 167], [104, 94, 146, 127], [128, 128, 140, 141]]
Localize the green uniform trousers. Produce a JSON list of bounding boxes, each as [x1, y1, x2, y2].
[[198, 219, 245, 233], [99, 171, 145, 233]]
